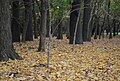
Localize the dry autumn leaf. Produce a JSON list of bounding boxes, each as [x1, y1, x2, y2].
[[0, 36, 120, 81]]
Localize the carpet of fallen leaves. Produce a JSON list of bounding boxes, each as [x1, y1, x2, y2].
[[0, 36, 120, 81]]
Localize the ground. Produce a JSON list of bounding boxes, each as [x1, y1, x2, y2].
[[0, 36, 120, 81]]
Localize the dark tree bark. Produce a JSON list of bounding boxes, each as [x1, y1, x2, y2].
[[82, 0, 91, 41], [36, 16, 41, 36], [94, 15, 99, 39], [33, 0, 38, 39], [113, 19, 116, 36], [99, 21, 105, 39], [87, 0, 96, 41], [77, 3, 83, 44], [69, 0, 81, 44], [22, 0, 33, 42], [107, 0, 112, 39], [102, 14, 108, 38], [46, 10, 50, 37], [72, 0, 83, 51], [57, 19, 63, 39], [93, 0, 100, 39], [11, 1, 20, 42], [0, 0, 23, 61], [38, 0, 47, 52], [91, 21, 96, 36], [117, 22, 120, 35], [65, 18, 70, 39]]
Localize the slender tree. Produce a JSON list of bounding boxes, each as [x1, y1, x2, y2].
[[38, 0, 47, 52], [93, 0, 100, 39], [72, 0, 83, 51], [47, 0, 52, 68], [33, 0, 38, 39], [82, 0, 91, 41], [87, 0, 96, 41], [22, 0, 33, 42], [46, 9, 50, 37], [69, 0, 81, 44], [107, 0, 112, 39], [113, 18, 116, 36]]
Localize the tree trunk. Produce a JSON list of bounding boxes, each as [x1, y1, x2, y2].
[[69, 0, 81, 44], [107, 0, 112, 39], [77, 3, 83, 44], [22, 0, 33, 42], [82, 0, 91, 41], [33, 0, 38, 39], [38, 0, 47, 52], [87, 0, 96, 41], [93, 0, 100, 39], [46, 10, 50, 37], [36, 16, 41, 36], [57, 19, 63, 39], [117, 22, 120, 35], [101, 15, 105, 38], [94, 15, 99, 39], [11, 1, 20, 42], [66, 18, 70, 39], [0, 0, 23, 61], [113, 19, 116, 36]]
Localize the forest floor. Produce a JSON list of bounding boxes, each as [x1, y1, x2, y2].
[[0, 36, 120, 81]]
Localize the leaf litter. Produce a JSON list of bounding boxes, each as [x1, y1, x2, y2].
[[0, 36, 120, 81]]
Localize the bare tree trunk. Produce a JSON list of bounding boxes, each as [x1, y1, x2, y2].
[[11, 1, 20, 42], [0, 0, 23, 61], [47, 0, 52, 68], [69, 0, 81, 44], [46, 10, 50, 37], [94, 15, 99, 39], [113, 19, 116, 36], [107, 0, 112, 39], [33, 0, 38, 39], [116, 22, 120, 35], [87, 0, 96, 41], [57, 19, 63, 39], [83, 0, 91, 41], [93, 0, 100, 39], [72, 0, 83, 51], [22, 0, 33, 42], [38, 0, 47, 52]]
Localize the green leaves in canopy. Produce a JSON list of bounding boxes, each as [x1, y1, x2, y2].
[[51, 0, 71, 19], [110, 0, 120, 19]]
